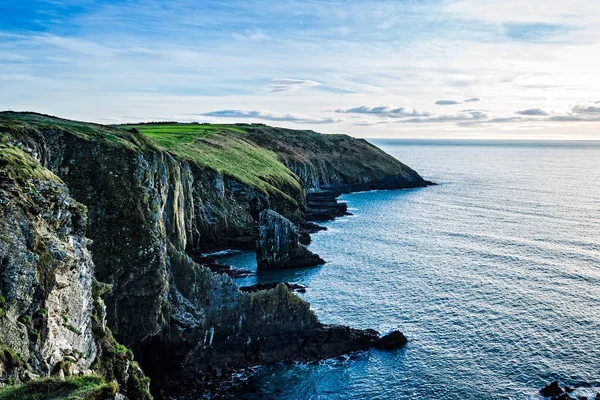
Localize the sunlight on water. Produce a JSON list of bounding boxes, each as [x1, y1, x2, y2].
[[217, 140, 600, 399]]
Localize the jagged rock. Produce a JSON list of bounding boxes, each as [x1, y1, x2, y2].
[[374, 331, 408, 350], [1, 113, 430, 398], [0, 149, 150, 399], [240, 282, 306, 293], [541, 381, 564, 397], [257, 210, 325, 270], [552, 394, 574, 400], [189, 255, 252, 278], [306, 191, 351, 222], [301, 222, 327, 234]]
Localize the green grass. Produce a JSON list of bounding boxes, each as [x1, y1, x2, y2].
[[0, 113, 303, 204], [0, 112, 152, 152], [0, 143, 62, 185], [125, 123, 303, 202], [0, 375, 117, 400]]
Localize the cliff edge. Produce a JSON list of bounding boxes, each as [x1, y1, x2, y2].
[[0, 112, 430, 397]]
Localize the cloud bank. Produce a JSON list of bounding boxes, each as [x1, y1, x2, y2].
[[436, 98, 481, 106], [335, 106, 431, 118], [516, 108, 549, 116]]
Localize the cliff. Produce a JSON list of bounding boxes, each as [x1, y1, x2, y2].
[[0, 143, 150, 399], [243, 124, 431, 192], [0, 112, 430, 397]]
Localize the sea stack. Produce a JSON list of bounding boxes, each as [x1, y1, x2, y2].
[[256, 209, 325, 269]]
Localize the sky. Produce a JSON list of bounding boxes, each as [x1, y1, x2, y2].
[[2, 0, 600, 139]]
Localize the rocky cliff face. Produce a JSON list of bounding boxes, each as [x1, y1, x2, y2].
[[256, 210, 325, 269], [0, 113, 425, 397], [245, 125, 432, 192], [0, 143, 150, 398]]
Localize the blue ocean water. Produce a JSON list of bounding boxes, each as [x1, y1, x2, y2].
[[217, 140, 600, 399]]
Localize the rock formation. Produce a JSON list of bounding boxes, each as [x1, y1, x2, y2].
[[0, 112, 427, 397], [0, 144, 150, 398], [257, 210, 325, 269]]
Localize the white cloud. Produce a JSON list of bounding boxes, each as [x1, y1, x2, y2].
[[2, 0, 600, 138], [435, 100, 462, 106], [516, 108, 549, 116], [266, 79, 321, 92], [336, 106, 431, 118]]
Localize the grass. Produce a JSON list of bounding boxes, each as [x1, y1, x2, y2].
[[0, 112, 152, 152], [0, 143, 62, 185], [0, 113, 303, 204], [125, 123, 304, 202], [0, 375, 118, 400]]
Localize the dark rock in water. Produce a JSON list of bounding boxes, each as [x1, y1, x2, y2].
[[190, 254, 252, 278], [564, 386, 575, 393], [207, 263, 252, 278], [306, 191, 350, 222], [302, 221, 328, 233], [162, 284, 382, 397], [374, 331, 408, 350], [240, 282, 307, 293], [257, 210, 325, 270], [551, 394, 574, 400], [298, 231, 312, 245], [540, 381, 563, 397]]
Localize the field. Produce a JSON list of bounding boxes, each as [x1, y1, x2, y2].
[[121, 123, 303, 201]]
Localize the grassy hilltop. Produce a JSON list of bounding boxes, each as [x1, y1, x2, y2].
[[121, 122, 303, 200], [1, 113, 427, 204]]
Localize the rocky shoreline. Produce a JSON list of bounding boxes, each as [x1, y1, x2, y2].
[[0, 112, 432, 399], [539, 381, 600, 400]]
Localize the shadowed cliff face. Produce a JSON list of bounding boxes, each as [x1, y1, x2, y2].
[[0, 112, 426, 396], [244, 125, 431, 192]]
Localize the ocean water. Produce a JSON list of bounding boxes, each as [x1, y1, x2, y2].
[[216, 140, 600, 399]]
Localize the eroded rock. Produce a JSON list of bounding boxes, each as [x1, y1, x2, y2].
[[541, 381, 564, 397], [374, 331, 408, 350], [257, 210, 325, 270]]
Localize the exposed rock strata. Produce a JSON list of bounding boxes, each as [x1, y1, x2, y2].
[[1, 113, 426, 397], [0, 146, 150, 398], [306, 191, 350, 222], [257, 210, 325, 270]]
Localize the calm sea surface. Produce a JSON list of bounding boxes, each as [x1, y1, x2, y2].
[[216, 140, 600, 399]]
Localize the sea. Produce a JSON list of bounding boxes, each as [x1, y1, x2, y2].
[[214, 140, 600, 399]]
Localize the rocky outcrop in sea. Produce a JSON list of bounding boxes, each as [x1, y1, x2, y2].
[[257, 209, 325, 269]]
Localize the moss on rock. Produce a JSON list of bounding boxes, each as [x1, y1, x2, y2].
[[0, 375, 117, 400]]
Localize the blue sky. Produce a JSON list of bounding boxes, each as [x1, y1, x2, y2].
[[2, 0, 600, 138]]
